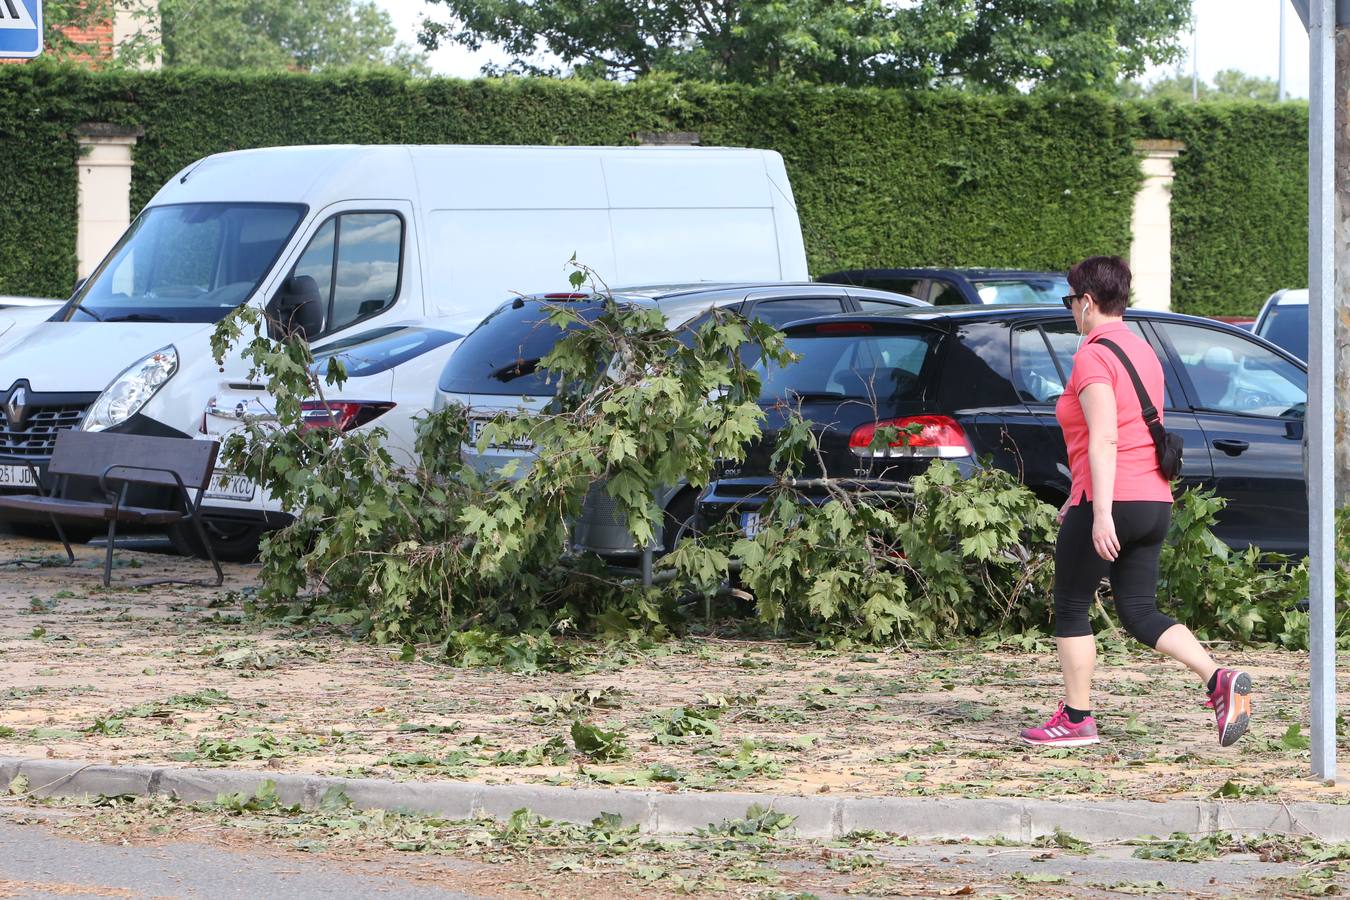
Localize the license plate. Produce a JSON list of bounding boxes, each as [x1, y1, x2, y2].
[[469, 418, 534, 451], [205, 472, 255, 502], [0, 464, 38, 489], [740, 511, 763, 539]]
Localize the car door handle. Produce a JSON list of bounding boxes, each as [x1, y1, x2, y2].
[[1213, 439, 1250, 456]]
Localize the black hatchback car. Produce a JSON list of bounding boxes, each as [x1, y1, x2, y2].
[[699, 306, 1309, 557], [818, 268, 1069, 306]]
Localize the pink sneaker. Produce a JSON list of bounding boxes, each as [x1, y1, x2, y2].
[[1208, 669, 1253, 747], [1020, 702, 1100, 747]]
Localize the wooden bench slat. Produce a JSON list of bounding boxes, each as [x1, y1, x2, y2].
[[47, 432, 219, 491], [0, 495, 184, 525]]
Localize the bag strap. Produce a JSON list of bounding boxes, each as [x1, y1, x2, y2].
[[1093, 338, 1163, 429]]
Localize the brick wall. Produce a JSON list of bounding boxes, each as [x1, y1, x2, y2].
[[60, 17, 115, 64], [0, 2, 115, 66]]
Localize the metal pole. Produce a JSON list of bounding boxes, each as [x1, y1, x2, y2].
[[1307, 0, 1337, 782], [1281, 0, 1289, 101]]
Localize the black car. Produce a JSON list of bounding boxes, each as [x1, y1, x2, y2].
[[699, 306, 1310, 557], [435, 282, 928, 558], [818, 267, 1069, 307]]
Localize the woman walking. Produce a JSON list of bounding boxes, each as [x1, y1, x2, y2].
[[1019, 256, 1252, 749]]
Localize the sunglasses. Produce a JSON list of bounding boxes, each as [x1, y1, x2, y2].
[[1061, 293, 1084, 311]]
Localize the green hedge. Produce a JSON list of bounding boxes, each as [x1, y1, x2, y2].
[[1140, 102, 1309, 317], [0, 64, 1306, 316]]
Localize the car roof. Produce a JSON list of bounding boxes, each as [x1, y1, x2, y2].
[[774, 303, 1264, 332], [515, 282, 926, 323], [1268, 288, 1309, 307], [820, 267, 1066, 281]]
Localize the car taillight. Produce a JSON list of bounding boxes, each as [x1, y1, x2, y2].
[[849, 415, 971, 458], [300, 400, 395, 432]]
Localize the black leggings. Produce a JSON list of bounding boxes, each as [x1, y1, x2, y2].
[[1054, 500, 1177, 648]]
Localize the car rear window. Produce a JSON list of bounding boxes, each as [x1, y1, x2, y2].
[[1257, 304, 1308, 362], [438, 299, 607, 396], [760, 329, 941, 404], [972, 276, 1069, 305]]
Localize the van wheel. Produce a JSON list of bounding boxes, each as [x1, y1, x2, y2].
[[168, 519, 267, 563], [661, 490, 700, 555]]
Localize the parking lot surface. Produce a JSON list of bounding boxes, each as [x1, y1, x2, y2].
[[0, 531, 1344, 805]]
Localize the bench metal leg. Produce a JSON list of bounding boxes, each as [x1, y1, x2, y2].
[[0, 516, 78, 571], [116, 515, 223, 591], [102, 517, 118, 588], [48, 515, 76, 566], [192, 514, 225, 588]]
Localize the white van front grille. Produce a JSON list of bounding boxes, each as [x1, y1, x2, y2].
[[0, 404, 89, 458]]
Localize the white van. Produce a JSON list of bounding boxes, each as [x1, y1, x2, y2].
[[0, 144, 808, 557], [0, 298, 62, 344]]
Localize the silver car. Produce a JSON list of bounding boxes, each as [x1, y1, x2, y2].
[[433, 282, 927, 560], [1253, 288, 1308, 362]]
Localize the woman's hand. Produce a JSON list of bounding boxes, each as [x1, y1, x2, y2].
[[1092, 508, 1120, 561]]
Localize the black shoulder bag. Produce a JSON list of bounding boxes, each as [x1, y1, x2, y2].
[[1094, 338, 1184, 480]]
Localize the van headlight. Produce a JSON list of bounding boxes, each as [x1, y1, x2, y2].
[[83, 346, 178, 432]]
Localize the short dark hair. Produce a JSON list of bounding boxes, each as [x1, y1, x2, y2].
[[1067, 256, 1131, 316]]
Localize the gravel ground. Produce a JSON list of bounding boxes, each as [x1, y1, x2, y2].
[[0, 531, 1345, 805]]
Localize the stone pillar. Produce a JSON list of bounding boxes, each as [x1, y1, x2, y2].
[[1129, 140, 1184, 311], [75, 124, 143, 280]]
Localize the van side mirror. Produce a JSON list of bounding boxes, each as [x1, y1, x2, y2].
[[268, 275, 324, 341]]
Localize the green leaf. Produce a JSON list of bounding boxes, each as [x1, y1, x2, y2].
[[1279, 723, 1310, 751], [570, 720, 628, 761]]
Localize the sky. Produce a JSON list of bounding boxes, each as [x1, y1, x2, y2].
[[374, 0, 1312, 98]]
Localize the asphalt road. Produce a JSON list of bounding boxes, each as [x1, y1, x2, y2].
[[0, 816, 486, 899], [0, 808, 1322, 900]]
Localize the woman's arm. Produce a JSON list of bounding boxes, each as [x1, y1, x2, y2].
[[1080, 381, 1120, 561]]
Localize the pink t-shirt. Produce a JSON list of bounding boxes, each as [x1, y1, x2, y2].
[[1055, 321, 1173, 506]]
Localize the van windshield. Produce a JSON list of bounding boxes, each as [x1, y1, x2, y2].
[[59, 203, 306, 324]]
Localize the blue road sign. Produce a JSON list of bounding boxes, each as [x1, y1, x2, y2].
[[0, 0, 41, 59]]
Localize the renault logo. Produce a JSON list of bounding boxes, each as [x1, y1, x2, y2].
[[4, 386, 27, 429]]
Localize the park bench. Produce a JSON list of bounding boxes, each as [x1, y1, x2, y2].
[[0, 431, 223, 587]]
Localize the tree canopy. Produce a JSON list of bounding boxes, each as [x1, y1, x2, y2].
[[157, 0, 428, 73], [418, 0, 1193, 92], [1121, 68, 1282, 102]]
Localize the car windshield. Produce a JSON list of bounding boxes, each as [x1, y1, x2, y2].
[[759, 330, 940, 404], [1257, 304, 1308, 362], [972, 276, 1069, 305], [59, 203, 306, 324], [438, 299, 609, 397]]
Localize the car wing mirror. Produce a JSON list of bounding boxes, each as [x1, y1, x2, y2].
[[267, 275, 324, 341]]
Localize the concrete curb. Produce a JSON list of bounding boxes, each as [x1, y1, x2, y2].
[[2, 756, 1346, 843]]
